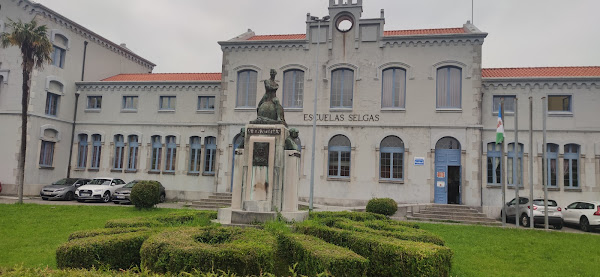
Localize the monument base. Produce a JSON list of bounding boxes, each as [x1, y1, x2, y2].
[[216, 208, 308, 225]]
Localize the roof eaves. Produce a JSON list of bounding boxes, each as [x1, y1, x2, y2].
[[381, 32, 488, 41], [482, 76, 600, 82], [77, 80, 222, 86]]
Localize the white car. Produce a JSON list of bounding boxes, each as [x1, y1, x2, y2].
[[563, 201, 600, 232], [503, 197, 564, 229], [75, 177, 127, 203]]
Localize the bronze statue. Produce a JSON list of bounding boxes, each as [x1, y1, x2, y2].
[[250, 69, 287, 126], [237, 127, 245, 149], [284, 128, 299, 151]]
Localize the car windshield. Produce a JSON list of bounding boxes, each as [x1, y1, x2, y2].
[[89, 179, 111, 185], [123, 181, 138, 188], [532, 199, 558, 207], [52, 178, 77, 185]]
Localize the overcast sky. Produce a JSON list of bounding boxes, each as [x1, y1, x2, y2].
[[35, 0, 600, 73]]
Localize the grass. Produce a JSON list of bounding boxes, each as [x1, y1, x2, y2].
[[0, 203, 182, 268], [419, 222, 600, 277]]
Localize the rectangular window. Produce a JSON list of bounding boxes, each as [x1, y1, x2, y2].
[[52, 46, 66, 68], [548, 95, 572, 112], [159, 96, 176, 110], [328, 149, 351, 178], [283, 70, 305, 108], [330, 69, 354, 108], [436, 66, 462, 109], [381, 68, 406, 109], [204, 137, 216, 174], [39, 141, 55, 167], [164, 136, 177, 172], [564, 144, 579, 188], [87, 96, 102, 109], [151, 136, 162, 171], [127, 136, 139, 170], [507, 143, 523, 187], [492, 96, 516, 113], [546, 144, 559, 187], [486, 143, 502, 185], [236, 70, 258, 108], [113, 135, 125, 170], [90, 135, 102, 169], [77, 134, 88, 168], [122, 96, 138, 110], [45, 92, 59, 116], [189, 137, 202, 173], [197, 96, 215, 111]]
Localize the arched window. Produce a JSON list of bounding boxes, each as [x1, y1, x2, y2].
[[45, 81, 63, 116], [507, 143, 523, 187], [283, 69, 305, 108], [331, 68, 353, 108], [328, 135, 351, 178], [39, 129, 58, 167], [436, 66, 461, 109], [564, 144, 580, 188], [204, 136, 216, 174], [236, 70, 258, 108], [77, 134, 88, 168], [435, 137, 461, 150], [189, 136, 202, 173], [90, 134, 102, 169], [164, 136, 177, 172], [127, 135, 138, 170], [380, 136, 404, 180], [381, 68, 406, 108], [546, 143, 559, 187], [113, 135, 125, 170], [150, 136, 162, 171], [486, 143, 501, 185], [52, 34, 68, 68]]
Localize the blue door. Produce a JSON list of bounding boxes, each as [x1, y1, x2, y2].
[[434, 149, 461, 204]]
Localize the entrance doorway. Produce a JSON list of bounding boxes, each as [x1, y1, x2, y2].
[[434, 137, 461, 204]]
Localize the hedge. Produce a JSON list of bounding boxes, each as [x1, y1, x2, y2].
[[140, 226, 277, 275], [310, 211, 420, 229], [104, 211, 216, 228], [68, 227, 150, 241], [296, 220, 453, 277], [366, 198, 398, 216], [277, 232, 368, 277], [57, 231, 152, 270], [130, 181, 161, 209]]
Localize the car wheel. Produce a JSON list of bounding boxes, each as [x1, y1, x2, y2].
[[77, 199, 85, 203], [102, 191, 111, 203], [553, 221, 563, 230], [520, 214, 530, 227], [159, 194, 166, 203], [580, 217, 590, 232], [65, 192, 75, 201]]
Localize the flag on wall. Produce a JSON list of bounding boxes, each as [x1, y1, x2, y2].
[[496, 104, 504, 144]]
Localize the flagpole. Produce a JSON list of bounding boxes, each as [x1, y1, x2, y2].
[[501, 100, 506, 227], [529, 96, 534, 229], [542, 97, 549, 230], [514, 97, 519, 227]]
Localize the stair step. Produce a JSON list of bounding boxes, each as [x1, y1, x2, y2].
[[407, 216, 501, 226], [191, 200, 231, 205], [412, 214, 497, 222], [417, 211, 488, 217], [188, 204, 230, 209], [213, 193, 232, 196], [208, 196, 232, 200]]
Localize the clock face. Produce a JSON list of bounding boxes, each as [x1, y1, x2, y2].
[[336, 15, 354, 33]]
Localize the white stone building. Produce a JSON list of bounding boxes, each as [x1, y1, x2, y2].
[[1, 0, 598, 216]]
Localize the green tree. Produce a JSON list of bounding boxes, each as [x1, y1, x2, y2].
[[1, 19, 53, 203]]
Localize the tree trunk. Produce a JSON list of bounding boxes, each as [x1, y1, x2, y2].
[[17, 64, 31, 204]]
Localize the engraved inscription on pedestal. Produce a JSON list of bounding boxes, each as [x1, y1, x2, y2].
[[247, 128, 281, 136], [252, 142, 270, 166]]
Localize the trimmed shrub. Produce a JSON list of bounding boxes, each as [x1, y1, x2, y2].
[[140, 226, 277, 275], [278, 232, 368, 277], [57, 231, 152, 270], [310, 211, 388, 221], [130, 181, 161, 209], [296, 220, 453, 277], [104, 211, 216, 228], [68, 227, 150, 241], [366, 198, 398, 216]]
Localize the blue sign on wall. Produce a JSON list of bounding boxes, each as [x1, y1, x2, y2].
[[414, 157, 425, 166]]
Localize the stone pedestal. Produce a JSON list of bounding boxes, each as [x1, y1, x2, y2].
[[218, 124, 308, 224]]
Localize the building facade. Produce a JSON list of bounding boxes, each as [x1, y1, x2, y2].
[[1, 0, 599, 217]]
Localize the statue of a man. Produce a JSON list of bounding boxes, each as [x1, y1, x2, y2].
[[251, 69, 287, 126], [285, 128, 299, 151]]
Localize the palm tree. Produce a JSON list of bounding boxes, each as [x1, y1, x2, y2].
[[1, 19, 53, 203]]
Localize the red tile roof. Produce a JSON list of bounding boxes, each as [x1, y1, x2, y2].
[[384, 28, 465, 36], [247, 34, 306, 40], [102, 73, 222, 82], [482, 67, 600, 78]]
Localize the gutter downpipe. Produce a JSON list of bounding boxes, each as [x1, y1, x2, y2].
[[67, 41, 87, 177]]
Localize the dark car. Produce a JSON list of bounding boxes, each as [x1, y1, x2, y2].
[[113, 180, 166, 204], [40, 178, 91, 200]]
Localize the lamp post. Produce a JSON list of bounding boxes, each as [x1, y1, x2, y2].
[[309, 15, 329, 211]]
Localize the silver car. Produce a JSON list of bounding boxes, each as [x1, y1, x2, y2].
[[503, 197, 564, 229], [40, 178, 91, 201], [113, 180, 166, 204]]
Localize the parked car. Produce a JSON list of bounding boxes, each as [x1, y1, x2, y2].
[[75, 177, 126, 203], [39, 178, 91, 200], [113, 180, 166, 205], [502, 197, 563, 229], [562, 201, 600, 232]]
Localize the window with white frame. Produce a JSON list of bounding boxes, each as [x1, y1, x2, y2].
[[564, 144, 580, 188], [436, 66, 461, 109], [487, 143, 501, 185], [381, 68, 406, 109], [330, 69, 353, 108], [328, 135, 351, 178], [77, 134, 88, 168], [87, 96, 102, 109], [507, 143, 524, 187], [127, 135, 139, 171], [492, 96, 516, 113], [45, 92, 60, 116], [150, 136, 162, 171], [379, 136, 404, 180], [159, 96, 176, 111], [122, 96, 138, 110], [113, 135, 125, 170], [90, 134, 102, 169], [198, 96, 215, 111], [283, 69, 304, 108], [39, 140, 55, 167], [548, 95, 572, 113], [546, 143, 559, 187], [189, 136, 202, 173], [204, 136, 216, 174], [236, 70, 258, 108], [52, 46, 66, 68], [164, 136, 177, 172]]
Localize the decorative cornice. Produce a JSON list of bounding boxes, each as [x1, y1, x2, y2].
[[219, 40, 307, 52], [13, 0, 156, 69], [76, 81, 221, 92], [381, 33, 486, 48], [483, 77, 600, 90]]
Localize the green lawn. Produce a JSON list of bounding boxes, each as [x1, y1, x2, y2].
[[419, 223, 600, 277], [0, 203, 181, 268]]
